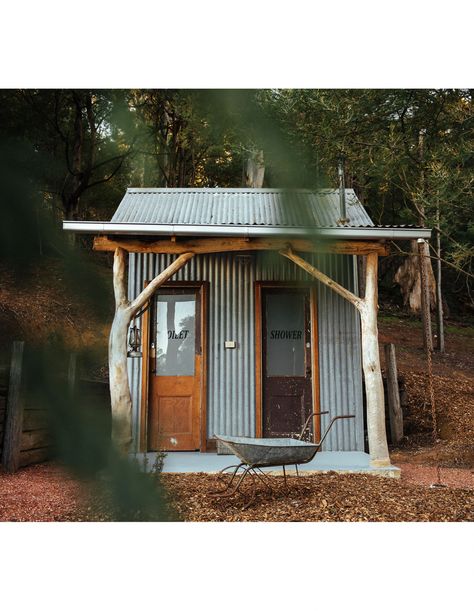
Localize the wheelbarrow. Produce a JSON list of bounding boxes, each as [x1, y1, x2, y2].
[[212, 411, 355, 508]]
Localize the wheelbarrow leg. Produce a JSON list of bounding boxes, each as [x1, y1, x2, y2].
[[210, 465, 252, 501], [254, 467, 276, 491], [210, 463, 245, 495], [241, 468, 257, 510], [222, 463, 244, 490], [295, 464, 299, 477]]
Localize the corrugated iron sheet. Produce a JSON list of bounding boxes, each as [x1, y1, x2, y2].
[[128, 251, 363, 452], [112, 188, 374, 228]]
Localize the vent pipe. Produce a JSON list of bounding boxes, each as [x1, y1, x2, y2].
[[338, 156, 349, 224]]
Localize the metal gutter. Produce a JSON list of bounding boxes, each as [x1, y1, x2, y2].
[[63, 221, 432, 240]]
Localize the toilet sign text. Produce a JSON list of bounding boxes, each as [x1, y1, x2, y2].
[[168, 329, 190, 339]]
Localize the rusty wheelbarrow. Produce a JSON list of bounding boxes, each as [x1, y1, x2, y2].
[[212, 411, 355, 508]]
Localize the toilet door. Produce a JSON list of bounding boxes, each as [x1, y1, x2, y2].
[[148, 288, 202, 451]]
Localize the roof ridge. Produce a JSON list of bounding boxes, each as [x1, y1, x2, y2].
[[126, 187, 351, 194]]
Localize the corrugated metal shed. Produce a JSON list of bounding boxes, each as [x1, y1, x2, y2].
[[112, 188, 374, 228], [128, 251, 363, 453]]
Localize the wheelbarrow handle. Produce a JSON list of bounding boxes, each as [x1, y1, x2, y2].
[[317, 414, 356, 448], [299, 412, 355, 442], [298, 411, 329, 440]]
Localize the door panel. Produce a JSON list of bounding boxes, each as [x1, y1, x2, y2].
[[148, 288, 201, 451], [263, 288, 313, 439]]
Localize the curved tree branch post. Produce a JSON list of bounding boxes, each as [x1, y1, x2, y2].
[[109, 247, 194, 453], [280, 247, 390, 467]]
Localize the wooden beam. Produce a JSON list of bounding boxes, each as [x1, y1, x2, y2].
[[94, 235, 389, 256], [280, 247, 364, 311]]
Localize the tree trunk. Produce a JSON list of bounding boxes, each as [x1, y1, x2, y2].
[[109, 248, 194, 453], [394, 240, 436, 314], [280, 248, 390, 467], [359, 253, 390, 466], [245, 150, 265, 188], [435, 207, 445, 352], [418, 239, 433, 352]]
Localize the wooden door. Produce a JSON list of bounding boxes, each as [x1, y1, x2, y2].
[[262, 288, 313, 438], [148, 288, 202, 451]]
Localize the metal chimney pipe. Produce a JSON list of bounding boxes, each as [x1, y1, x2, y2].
[[338, 156, 349, 224]]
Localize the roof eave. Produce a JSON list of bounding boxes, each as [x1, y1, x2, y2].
[[62, 221, 432, 241]]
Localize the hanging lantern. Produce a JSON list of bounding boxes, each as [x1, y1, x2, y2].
[[127, 324, 142, 358]]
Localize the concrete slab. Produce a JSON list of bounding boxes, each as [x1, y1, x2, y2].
[[132, 451, 400, 478]]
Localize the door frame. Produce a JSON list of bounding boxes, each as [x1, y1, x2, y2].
[[139, 280, 208, 452], [255, 281, 320, 442]]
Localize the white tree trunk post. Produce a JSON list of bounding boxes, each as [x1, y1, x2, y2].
[[359, 253, 390, 466], [109, 247, 194, 453], [245, 150, 265, 188], [280, 247, 391, 467]]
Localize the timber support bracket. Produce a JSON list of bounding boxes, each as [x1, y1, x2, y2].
[[280, 247, 391, 467]]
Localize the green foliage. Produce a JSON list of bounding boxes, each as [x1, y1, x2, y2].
[[260, 89, 474, 308], [1, 88, 473, 304]]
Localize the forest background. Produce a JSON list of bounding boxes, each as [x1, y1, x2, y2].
[[1, 89, 473, 325]]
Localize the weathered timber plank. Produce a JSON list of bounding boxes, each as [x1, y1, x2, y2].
[[21, 429, 51, 452], [93, 236, 389, 256], [2, 341, 25, 473], [22, 409, 49, 431], [384, 343, 404, 444], [19, 447, 50, 468]]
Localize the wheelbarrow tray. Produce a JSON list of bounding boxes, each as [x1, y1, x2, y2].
[[214, 435, 319, 468]]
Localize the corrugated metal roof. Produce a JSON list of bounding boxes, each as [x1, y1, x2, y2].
[[111, 188, 374, 228]]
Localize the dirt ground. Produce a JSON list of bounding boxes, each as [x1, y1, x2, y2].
[[379, 316, 474, 468], [0, 462, 472, 522], [0, 259, 111, 365]]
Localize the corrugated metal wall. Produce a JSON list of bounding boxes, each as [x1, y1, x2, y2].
[[128, 251, 364, 452]]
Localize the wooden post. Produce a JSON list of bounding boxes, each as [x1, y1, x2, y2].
[[109, 248, 194, 453], [418, 239, 433, 352], [2, 341, 25, 473], [280, 248, 391, 467], [359, 253, 390, 466], [384, 343, 403, 444]]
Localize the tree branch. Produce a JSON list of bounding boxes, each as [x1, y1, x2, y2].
[[83, 157, 126, 192]]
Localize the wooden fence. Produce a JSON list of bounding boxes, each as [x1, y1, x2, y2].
[[0, 341, 109, 473]]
